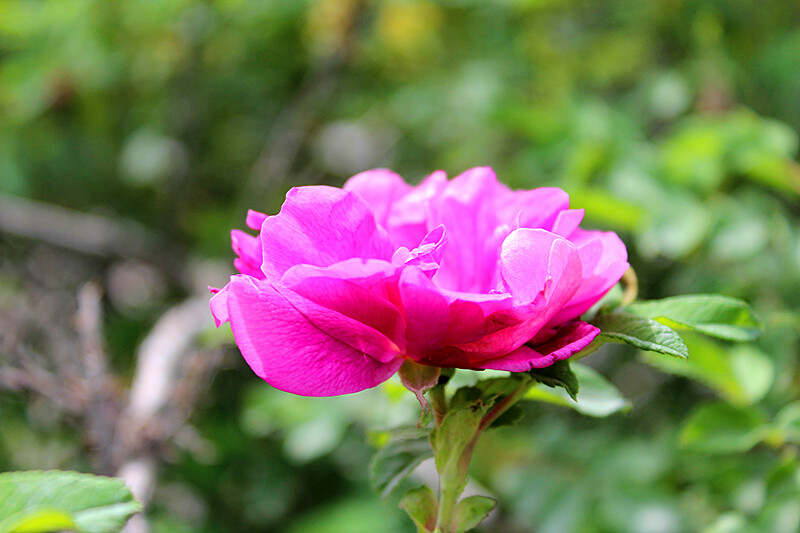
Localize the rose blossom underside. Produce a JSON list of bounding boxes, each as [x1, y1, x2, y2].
[[211, 167, 628, 396]]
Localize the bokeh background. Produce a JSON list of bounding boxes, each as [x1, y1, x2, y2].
[[2, 1, 800, 532]]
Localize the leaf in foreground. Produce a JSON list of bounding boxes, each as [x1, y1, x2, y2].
[[0, 470, 140, 533]]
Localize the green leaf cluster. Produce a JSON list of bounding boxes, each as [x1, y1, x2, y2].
[[521, 293, 761, 420]]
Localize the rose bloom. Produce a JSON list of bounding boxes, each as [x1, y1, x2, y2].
[[210, 167, 628, 396]]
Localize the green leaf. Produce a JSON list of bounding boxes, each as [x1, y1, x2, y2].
[[528, 359, 579, 400], [453, 495, 496, 533], [592, 312, 689, 358], [774, 402, 800, 444], [702, 512, 749, 533], [680, 402, 767, 453], [765, 454, 800, 504], [399, 486, 437, 533], [757, 499, 800, 533], [523, 363, 630, 417], [0, 470, 140, 533], [641, 335, 774, 405], [370, 428, 433, 498], [628, 294, 762, 342]]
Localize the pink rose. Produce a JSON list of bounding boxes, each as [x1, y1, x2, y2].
[[210, 167, 628, 396]]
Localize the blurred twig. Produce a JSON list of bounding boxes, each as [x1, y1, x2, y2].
[[161, 347, 225, 443], [0, 193, 188, 289], [117, 298, 216, 533], [0, 193, 159, 259], [77, 282, 108, 383], [76, 281, 119, 473], [0, 365, 83, 413], [125, 298, 211, 426]]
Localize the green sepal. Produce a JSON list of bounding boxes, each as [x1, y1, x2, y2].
[[528, 359, 579, 400], [399, 360, 442, 409]]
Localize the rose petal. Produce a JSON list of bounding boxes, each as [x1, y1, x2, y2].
[[503, 187, 570, 230], [259, 186, 394, 280], [452, 229, 582, 359], [209, 283, 230, 327], [343, 169, 412, 229], [429, 167, 506, 293], [392, 224, 447, 277], [477, 321, 599, 372], [551, 209, 585, 237], [499, 228, 582, 303], [440, 290, 517, 346], [222, 275, 403, 396], [246, 209, 268, 230], [231, 229, 264, 279], [386, 170, 448, 248], [398, 266, 450, 358], [281, 258, 407, 357], [551, 228, 629, 323]]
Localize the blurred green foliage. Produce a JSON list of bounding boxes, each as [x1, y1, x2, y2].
[[2, 0, 800, 532]]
